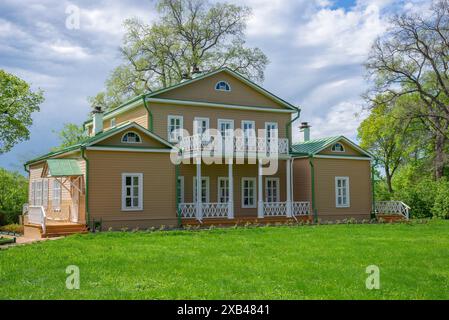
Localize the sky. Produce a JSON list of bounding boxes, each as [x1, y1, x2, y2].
[[0, 0, 431, 172]]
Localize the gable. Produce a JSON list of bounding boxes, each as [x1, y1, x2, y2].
[[92, 126, 169, 149], [318, 140, 367, 157], [153, 70, 290, 110]]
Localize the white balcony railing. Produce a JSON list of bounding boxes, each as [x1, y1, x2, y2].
[[178, 135, 289, 156], [375, 201, 410, 220], [292, 202, 310, 216], [28, 205, 47, 233]]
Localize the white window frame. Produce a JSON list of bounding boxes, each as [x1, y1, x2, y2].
[[265, 122, 279, 140], [217, 177, 229, 203], [335, 176, 350, 208], [217, 119, 234, 139], [167, 115, 184, 142], [265, 177, 280, 203], [52, 179, 61, 211], [193, 176, 210, 203], [177, 176, 185, 204], [35, 180, 43, 206], [193, 117, 210, 139], [215, 81, 231, 92], [121, 131, 142, 144], [331, 143, 345, 153], [31, 181, 36, 206], [110, 118, 116, 128], [241, 177, 257, 208], [121, 173, 144, 211]]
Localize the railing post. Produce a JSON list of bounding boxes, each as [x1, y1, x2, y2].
[[258, 159, 264, 218], [196, 156, 202, 221], [228, 158, 234, 219]]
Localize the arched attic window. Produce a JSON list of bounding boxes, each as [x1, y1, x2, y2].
[[215, 81, 231, 92], [331, 142, 345, 152], [121, 131, 142, 144]]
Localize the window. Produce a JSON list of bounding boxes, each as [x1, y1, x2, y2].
[[242, 178, 256, 208], [217, 177, 229, 203], [218, 119, 234, 139], [167, 115, 184, 142], [335, 177, 350, 208], [110, 118, 116, 128], [331, 142, 345, 152], [177, 176, 185, 204], [35, 180, 43, 206], [215, 81, 231, 92], [121, 173, 143, 211], [193, 177, 210, 203], [121, 131, 142, 143], [194, 117, 210, 141], [242, 120, 255, 149], [31, 181, 36, 206], [265, 178, 280, 203], [52, 179, 61, 211]]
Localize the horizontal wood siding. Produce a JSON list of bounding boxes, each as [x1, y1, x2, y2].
[[95, 127, 167, 148], [154, 71, 287, 109], [87, 150, 177, 230], [319, 140, 364, 156], [292, 158, 312, 203], [313, 158, 372, 221]]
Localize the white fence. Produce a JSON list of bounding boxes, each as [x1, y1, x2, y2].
[[28, 205, 47, 233], [179, 202, 229, 219], [375, 201, 411, 220], [263, 201, 311, 217], [292, 202, 310, 216]]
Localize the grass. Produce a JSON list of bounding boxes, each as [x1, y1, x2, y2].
[[1, 220, 449, 299]]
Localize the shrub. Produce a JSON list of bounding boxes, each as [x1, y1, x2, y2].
[[0, 168, 28, 225], [432, 179, 449, 219], [0, 224, 24, 234]]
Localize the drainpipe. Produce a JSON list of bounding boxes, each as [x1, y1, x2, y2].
[[142, 95, 154, 132], [371, 159, 378, 220], [23, 163, 30, 175], [286, 107, 301, 151], [175, 164, 181, 228], [81, 146, 90, 228], [309, 155, 318, 223]]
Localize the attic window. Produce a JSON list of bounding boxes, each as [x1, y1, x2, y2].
[[215, 81, 231, 92], [331, 143, 345, 152], [121, 131, 142, 144]]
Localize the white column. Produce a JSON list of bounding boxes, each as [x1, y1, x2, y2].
[[196, 157, 202, 220], [228, 158, 234, 219], [286, 159, 292, 217], [257, 159, 264, 218]]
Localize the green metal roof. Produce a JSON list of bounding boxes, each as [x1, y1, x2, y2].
[[25, 122, 173, 166], [46, 159, 83, 177], [291, 136, 341, 155]]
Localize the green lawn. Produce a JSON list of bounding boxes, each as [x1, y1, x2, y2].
[[1, 221, 449, 299]]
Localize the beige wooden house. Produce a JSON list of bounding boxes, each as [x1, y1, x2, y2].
[[23, 68, 408, 238]]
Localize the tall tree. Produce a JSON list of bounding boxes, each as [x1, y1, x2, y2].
[[91, 0, 269, 111], [365, 0, 449, 178], [52, 123, 87, 151], [0, 69, 44, 154], [358, 95, 420, 193]]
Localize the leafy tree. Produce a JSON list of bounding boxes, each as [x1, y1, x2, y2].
[[0, 69, 44, 153], [365, 0, 449, 178], [91, 0, 269, 111], [52, 123, 87, 151], [358, 95, 419, 193], [0, 168, 28, 225]]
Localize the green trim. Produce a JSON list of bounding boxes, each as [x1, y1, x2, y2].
[[371, 159, 378, 220], [89, 145, 171, 150], [142, 96, 153, 132], [81, 147, 90, 228], [309, 156, 318, 223], [286, 107, 301, 151], [46, 159, 83, 177]]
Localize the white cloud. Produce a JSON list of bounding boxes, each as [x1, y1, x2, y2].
[[48, 41, 90, 60], [296, 2, 387, 67]]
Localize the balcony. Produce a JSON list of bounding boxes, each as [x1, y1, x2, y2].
[[177, 135, 290, 157]]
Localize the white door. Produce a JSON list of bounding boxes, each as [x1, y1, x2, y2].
[[71, 178, 80, 223]]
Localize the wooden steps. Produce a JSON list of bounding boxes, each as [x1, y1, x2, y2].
[[182, 216, 313, 227], [24, 223, 88, 239], [377, 214, 407, 223]]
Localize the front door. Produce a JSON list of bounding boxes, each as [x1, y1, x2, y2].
[[71, 178, 80, 223]]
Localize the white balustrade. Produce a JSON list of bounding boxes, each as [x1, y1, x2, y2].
[[263, 202, 288, 216], [28, 205, 47, 233], [292, 202, 310, 216], [375, 201, 411, 219], [179, 202, 229, 219], [178, 203, 197, 218]]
